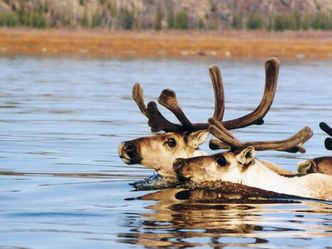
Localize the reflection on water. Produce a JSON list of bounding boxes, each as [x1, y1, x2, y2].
[[120, 189, 332, 248], [0, 57, 332, 248]]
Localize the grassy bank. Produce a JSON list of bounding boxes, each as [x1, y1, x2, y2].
[[1, 28, 332, 59]]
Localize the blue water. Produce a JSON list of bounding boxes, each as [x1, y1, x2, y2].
[[0, 57, 331, 248]]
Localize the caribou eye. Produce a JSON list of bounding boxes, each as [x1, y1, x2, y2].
[[166, 138, 177, 148], [216, 155, 227, 166]]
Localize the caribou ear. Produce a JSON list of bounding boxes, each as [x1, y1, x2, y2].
[[236, 146, 256, 167], [185, 130, 209, 149], [297, 159, 316, 174]]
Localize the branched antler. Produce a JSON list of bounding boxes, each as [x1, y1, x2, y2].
[[223, 57, 279, 129], [132, 83, 181, 132], [132, 64, 224, 132], [208, 118, 313, 153], [156, 65, 224, 131], [132, 57, 279, 133]]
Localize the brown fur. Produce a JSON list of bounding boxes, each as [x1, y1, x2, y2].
[[298, 157, 332, 176]]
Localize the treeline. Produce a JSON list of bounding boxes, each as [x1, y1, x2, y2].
[[1, 0, 332, 31], [240, 12, 332, 31]]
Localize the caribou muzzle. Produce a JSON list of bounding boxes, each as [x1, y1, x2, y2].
[[173, 158, 191, 182], [118, 141, 142, 164]]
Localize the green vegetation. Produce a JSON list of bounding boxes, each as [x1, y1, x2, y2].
[[174, 10, 188, 30], [167, 2, 175, 29], [246, 12, 266, 30], [1, 1, 332, 31], [231, 14, 243, 30], [0, 1, 48, 28], [154, 5, 163, 30]]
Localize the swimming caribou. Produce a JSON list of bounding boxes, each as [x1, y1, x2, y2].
[[297, 157, 332, 175], [297, 122, 332, 176], [172, 119, 332, 201], [118, 58, 303, 178]]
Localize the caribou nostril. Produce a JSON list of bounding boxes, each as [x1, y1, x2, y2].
[[124, 142, 136, 155], [173, 158, 186, 172]]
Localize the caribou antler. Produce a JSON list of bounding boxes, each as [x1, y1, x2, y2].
[[320, 122, 332, 150], [132, 57, 279, 133], [132, 83, 181, 132], [132, 64, 224, 132], [208, 118, 313, 153], [223, 57, 279, 129], [156, 64, 224, 131]]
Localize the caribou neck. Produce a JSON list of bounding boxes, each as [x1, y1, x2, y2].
[[238, 160, 332, 199]]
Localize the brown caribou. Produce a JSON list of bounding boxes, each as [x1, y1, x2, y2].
[[297, 122, 332, 176], [297, 157, 332, 175], [119, 58, 292, 178]]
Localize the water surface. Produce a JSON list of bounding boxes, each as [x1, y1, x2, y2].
[[0, 57, 332, 248]]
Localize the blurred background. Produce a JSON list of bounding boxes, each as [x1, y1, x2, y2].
[[1, 0, 332, 31], [1, 0, 332, 59]]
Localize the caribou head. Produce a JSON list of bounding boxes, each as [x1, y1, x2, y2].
[[296, 122, 332, 176], [173, 146, 332, 201], [119, 58, 280, 178], [118, 130, 208, 177], [297, 157, 332, 176], [174, 118, 313, 183]]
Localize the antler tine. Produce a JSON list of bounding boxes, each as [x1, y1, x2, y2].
[[132, 83, 148, 117], [158, 89, 193, 128], [320, 122, 332, 137], [146, 102, 182, 132], [209, 139, 231, 150], [325, 138, 332, 150], [157, 64, 225, 132], [209, 65, 225, 121], [133, 58, 277, 133], [132, 83, 182, 132], [320, 122, 332, 150], [209, 118, 313, 153], [222, 57, 279, 129]]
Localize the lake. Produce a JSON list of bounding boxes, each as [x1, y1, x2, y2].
[[0, 57, 331, 248]]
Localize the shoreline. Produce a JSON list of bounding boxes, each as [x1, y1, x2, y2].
[[1, 28, 332, 60]]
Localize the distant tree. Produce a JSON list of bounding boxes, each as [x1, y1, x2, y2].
[[273, 15, 285, 31], [92, 14, 102, 28], [167, 2, 175, 29], [231, 14, 243, 29], [312, 12, 332, 30], [273, 13, 297, 31], [210, 1, 217, 13], [120, 8, 134, 30], [198, 18, 205, 30], [0, 13, 5, 26], [8, 14, 18, 27], [0, 13, 18, 27], [246, 12, 265, 30], [154, 5, 163, 30], [29, 12, 46, 28], [174, 10, 188, 29], [293, 12, 301, 30], [299, 13, 313, 30], [81, 10, 90, 28]]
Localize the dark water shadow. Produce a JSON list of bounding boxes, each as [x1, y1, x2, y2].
[[119, 182, 328, 248]]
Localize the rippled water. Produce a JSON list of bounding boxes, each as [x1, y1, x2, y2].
[[0, 57, 331, 248]]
